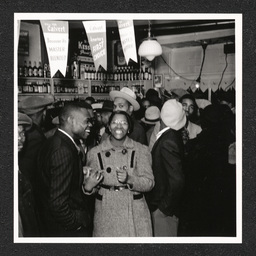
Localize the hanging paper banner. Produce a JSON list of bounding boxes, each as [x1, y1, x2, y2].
[[40, 20, 69, 78], [117, 20, 137, 65], [83, 21, 107, 71]]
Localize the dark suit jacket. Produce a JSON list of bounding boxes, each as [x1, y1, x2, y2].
[[37, 129, 92, 237], [129, 118, 147, 145], [146, 128, 185, 217]]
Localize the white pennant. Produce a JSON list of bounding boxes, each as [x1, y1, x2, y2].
[[117, 20, 137, 64], [40, 20, 69, 78]]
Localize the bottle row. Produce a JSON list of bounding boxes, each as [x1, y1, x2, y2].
[[78, 64, 153, 82], [18, 60, 153, 82], [18, 81, 144, 95], [18, 60, 48, 78], [18, 81, 51, 94]]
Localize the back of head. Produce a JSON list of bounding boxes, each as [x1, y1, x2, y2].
[[160, 99, 186, 130], [200, 104, 230, 130]]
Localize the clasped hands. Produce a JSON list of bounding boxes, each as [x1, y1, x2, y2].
[[82, 166, 103, 192]]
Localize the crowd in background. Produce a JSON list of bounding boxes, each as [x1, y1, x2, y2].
[[17, 86, 236, 237]]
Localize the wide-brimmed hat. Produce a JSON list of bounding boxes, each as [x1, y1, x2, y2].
[[109, 87, 140, 111], [18, 112, 32, 130], [141, 106, 160, 125], [98, 100, 114, 112], [161, 99, 186, 130], [18, 94, 54, 115]]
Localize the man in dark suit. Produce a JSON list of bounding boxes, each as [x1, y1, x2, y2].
[[37, 102, 99, 237], [146, 99, 186, 236]]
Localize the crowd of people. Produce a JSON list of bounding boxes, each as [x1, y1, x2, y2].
[[17, 86, 236, 237]]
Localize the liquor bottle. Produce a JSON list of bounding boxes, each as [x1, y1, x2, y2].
[[127, 66, 131, 81], [88, 65, 92, 80], [124, 67, 128, 81], [144, 67, 149, 80], [133, 68, 138, 81], [91, 66, 95, 80], [18, 63, 24, 77], [130, 66, 134, 81], [148, 67, 152, 80], [109, 70, 114, 81], [72, 60, 78, 79], [140, 68, 144, 80], [33, 61, 38, 77], [28, 60, 33, 77], [103, 68, 107, 81], [114, 67, 118, 81], [43, 63, 48, 78], [95, 67, 98, 81], [65, 64, 70, 78], [120, 67, 124, 81], [84, 65, 89, 80], [38, 61, 43, 77], [117, 67, 120, 81], [23, 60, 28, 77], [47, 64, 51, 78]]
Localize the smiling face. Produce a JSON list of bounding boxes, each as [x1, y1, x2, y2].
[[70, 108, 92, 140], [109, 113, 129, 143]]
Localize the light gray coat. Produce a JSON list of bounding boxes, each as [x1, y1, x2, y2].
[[87, 136, 154, 237]]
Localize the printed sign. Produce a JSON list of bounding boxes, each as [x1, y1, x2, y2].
[[40, 20, 69, 78], [117, 20, 137, 65], [83, 21, 107, 71]]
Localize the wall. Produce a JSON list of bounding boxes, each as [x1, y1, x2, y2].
[[18, 22, 42, 66], [154, 30, 235, 93]]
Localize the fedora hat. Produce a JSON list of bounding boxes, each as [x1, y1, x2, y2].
[[91, 102, 103, 111], [109, 87, 140, 111], [18, 112, 32, 130], [161, 99, 186, 130], [18, 94, 54, 115], [141, 106, 160, 125]]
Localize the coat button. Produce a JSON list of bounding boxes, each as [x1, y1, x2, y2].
[[123, 165, 127, 170], [105, 151, 111, 157], [106, 167, 111, 173], [122, 149, 127, 154]]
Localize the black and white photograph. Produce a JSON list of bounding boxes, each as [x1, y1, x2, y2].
[[13, 13, 242, 245]]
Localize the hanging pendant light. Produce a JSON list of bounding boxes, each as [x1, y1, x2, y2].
[[138, 21, 162, 61], [194, 43, 207, 89]]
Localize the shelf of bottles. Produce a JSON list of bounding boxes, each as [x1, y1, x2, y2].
[[18, 60, 52, 95], [18, 60, 153, 100]]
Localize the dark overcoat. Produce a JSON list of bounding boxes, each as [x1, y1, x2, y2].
[[146, 128, 185, 217]]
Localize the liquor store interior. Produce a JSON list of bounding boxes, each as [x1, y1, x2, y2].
[[15, 14, 240, 240]]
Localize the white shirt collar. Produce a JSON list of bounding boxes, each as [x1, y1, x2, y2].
[[58, 128, 80, 152], [156, 127, 171, 141]]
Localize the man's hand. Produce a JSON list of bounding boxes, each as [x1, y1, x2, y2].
[[82, 166, 103, 192]]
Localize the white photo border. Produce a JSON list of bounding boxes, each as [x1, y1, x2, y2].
[[14, 12, 242, 244]]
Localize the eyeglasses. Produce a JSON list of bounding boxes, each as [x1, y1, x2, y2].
[[111, 120, 128, 126]]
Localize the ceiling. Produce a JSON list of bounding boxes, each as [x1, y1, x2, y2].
[[22, 19, 235, 47]]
